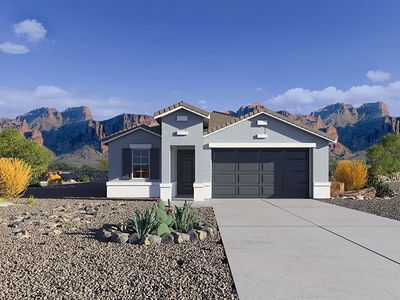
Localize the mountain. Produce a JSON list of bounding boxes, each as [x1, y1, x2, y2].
[[0, 101, 398, 166]]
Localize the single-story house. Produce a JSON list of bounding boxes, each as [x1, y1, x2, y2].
[[102, 101, 336, 201]]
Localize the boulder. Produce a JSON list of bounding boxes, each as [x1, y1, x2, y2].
[[96, 228, 112, 242], [200, 226, 215, 237], [330, 181, 345, 197], [128, 233, 141, 244], [171, 232, 184, 244], [110, 231, 129, 243], [187, 229, 199, 241], [140, 236, 151, 246], [196, 230, 207, 241], [343, 187, 376, 200], [147, 234, 161, 245], [160, 233, 174, 244]]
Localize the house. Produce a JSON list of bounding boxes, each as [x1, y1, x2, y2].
[[102, 101, 336, 201]]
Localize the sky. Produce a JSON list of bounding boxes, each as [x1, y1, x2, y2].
[[1, 0, 400, 120]]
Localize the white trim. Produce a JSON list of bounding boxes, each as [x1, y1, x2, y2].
[[208, 142, 316, 148], [129, 144, 152, 149], [313, 182, 331, 199], [106, 181, 160, 198], [106, 180, 160, 186], [256, 134, 268, 139], [102, 127, 160, 144], [257, 120, 268, 126], [155, 106, 210, 120], [176, 130, 188, 136], [204, 111, 336, 142]]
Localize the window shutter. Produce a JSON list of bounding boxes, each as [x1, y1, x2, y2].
[[150, 148, 160, 180], [122, 148, 132, 179]]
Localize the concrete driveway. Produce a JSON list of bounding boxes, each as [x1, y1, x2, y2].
[[212, 198, 400, 300]]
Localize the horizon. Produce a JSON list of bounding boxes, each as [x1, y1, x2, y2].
[[1, 1, 400, 119]]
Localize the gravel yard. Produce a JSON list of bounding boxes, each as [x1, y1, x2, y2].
[[0, 199, 238, 300], [319, 195, 400, 221]]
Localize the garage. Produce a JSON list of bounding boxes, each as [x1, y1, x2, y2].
[[212, 149, 310, 198]]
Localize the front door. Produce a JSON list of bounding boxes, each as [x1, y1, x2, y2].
[[177, 150, 195, 196]]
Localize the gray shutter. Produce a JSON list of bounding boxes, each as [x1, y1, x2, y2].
[[122, 148, 132, 179], [150, 148, 160, 180]]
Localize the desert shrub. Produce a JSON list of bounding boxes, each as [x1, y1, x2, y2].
[[334, 160, 368, 191], [27, 195, 37, 205], [0, 158, 32, 199], [367, 134, 400, 176], [47, 173, 62, 185], [366, 176, 395, 198], [76, 174, 94, 183], [172, 202, 202, 233], [48, 162, 77, 171], [97, 158, 109, 171], [0, 129, 51, 184]]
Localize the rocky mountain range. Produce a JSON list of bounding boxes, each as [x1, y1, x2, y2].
[[0, 101, 399, 166]]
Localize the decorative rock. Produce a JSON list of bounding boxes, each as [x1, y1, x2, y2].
[[196, 230, 207, 241], [52, 229, 63, 235], [140, 236, 151, 246], [180, 233, 190, 242], [110, 231, 129, 243], [200, 226, 215, 237], [343, 187, 376, 200], [160, 233, 174, 244], [0, 202, 14, 207], [128, 233, 141, 244], [8, 221, 24, 228], [96, 228, 113, 242], [171, 232, 184, 244], [15, 230, 30, 239], [147, 234, 161, 245], [330, 181, 345, 197], [187, 229, 199, 241]]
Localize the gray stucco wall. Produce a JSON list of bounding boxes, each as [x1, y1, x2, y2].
[[107, 129, 161, 181], [203, 113, 330, 185], [160, 110, 205, 183]]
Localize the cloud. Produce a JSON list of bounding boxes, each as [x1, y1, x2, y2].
[[0, 85, 148, 120], [0, 42, 29, 54], [197, 100, 207, 108], [13, 19, 47, 42], [267, 81, 400, 115], [255, 87, 265, 92], [366, 70, 391, 82]]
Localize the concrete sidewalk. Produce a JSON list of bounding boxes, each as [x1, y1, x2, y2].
[[212, 199, 400, 300]]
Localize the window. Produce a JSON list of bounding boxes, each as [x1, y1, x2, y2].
[[132, 149, 150, 178]]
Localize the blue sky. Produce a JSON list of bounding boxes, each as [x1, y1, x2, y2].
[[1, 0, 400, 120]]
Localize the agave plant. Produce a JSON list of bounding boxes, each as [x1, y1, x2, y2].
[[121, 207, 158, 237], [172, 202, 202, 233]]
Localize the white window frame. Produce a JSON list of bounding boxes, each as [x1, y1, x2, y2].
[[132, 148, 151, 179]]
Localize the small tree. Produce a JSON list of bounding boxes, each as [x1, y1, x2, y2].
[[0, 158, 32, 199], [0, 129, 51, 184], [334, 160, 368, 191], [367, 134, 400, 176]]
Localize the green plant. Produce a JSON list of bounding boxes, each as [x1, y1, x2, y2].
[[27, 195, 36, 205], [172, 202, 202, 233], [367, 134, 400, 176], [154, 201, 174, 236], [76, 174, 94, 183], [366, 176, 395, 198], [334, 160, 368, 191], [0, 129, 51, 185], [0, 197, 6, 202], [97, 158, 109, 171], [122, 207, 158, 238], [0, 157, 32, 199]]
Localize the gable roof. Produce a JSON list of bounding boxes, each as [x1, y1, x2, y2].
[[204, 107, 336, 142], [154, 101, 210, 119], [101, 124, 161, 145]]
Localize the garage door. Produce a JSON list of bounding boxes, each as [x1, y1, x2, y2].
[[212, 149, 309, 198]]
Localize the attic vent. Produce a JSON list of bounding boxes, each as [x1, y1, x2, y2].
[[257, 120, 268, 126], [177, 115, 188, 122]]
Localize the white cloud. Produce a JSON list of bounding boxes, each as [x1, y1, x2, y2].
[[366, 70, 391, 82], [0, 86, 148, 120], [255, 87, 265, 92], [197, 100, 207, 108], [13, 19, 47, 42], [0, 42, 29, 54], [267, 81, 400, 115]]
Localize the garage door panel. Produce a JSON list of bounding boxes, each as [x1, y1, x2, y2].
[[214, 174, 236, 184], [214, 162, 236, 172], [214, 185, 236, 197], [212, 149, 309, 198], [238, 174, 259, 184], [238, 185, 260, 196]]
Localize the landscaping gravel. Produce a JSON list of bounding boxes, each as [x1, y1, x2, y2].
[[319, 195, 400, 221], [0, 199, 238, 300]]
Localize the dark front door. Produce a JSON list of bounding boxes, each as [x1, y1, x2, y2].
[[212, 149, 309, 198], [177, 150, 195, 196]]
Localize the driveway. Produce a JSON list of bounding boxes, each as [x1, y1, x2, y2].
[[212, 198, 400, 300]]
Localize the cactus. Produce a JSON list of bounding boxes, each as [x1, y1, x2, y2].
[[154, 201, 173, 236]]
